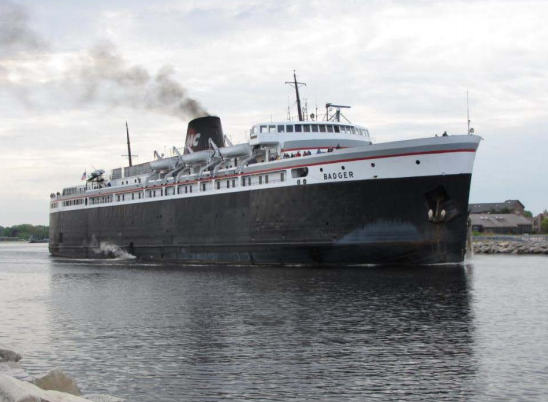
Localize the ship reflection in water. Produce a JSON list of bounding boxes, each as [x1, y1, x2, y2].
[[40, 261, 477, 401]]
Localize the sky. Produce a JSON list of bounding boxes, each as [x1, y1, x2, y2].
[[0, 0, 547, 226]]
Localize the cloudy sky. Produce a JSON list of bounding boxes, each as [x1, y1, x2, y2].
[[1, 0, 547, 226]]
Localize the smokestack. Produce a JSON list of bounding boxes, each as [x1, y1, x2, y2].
[[185, 116, 225, 154]]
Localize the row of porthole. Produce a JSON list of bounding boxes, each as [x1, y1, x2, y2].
[[318, 160, 421, 171]]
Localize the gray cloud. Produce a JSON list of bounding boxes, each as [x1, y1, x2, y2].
[[1, 0, 547, 226]]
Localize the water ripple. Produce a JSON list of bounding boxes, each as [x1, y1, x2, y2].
[[1, 244, 547, 401]]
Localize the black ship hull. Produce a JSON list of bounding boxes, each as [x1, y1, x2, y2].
[[49, 173, 472, 265]]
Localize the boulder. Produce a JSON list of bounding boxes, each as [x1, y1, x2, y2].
[[84, 394, 127, 402], [32, 368, 81, 396], [0, 345, 22, 363], [0, 374, 90, 402], [0, 361, 34, 382]]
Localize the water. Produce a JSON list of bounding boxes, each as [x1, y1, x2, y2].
[[1, 243, 547, 401]]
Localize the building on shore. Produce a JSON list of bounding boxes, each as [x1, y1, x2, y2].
[[469, 200, 525, 216], [532, 212, 548, 234], [470, 214, 533, 234]]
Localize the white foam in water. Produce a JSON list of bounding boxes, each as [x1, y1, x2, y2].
[[96, 242, 136, 260]]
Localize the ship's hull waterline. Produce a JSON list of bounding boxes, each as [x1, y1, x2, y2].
[[49, 173, 473, 265]]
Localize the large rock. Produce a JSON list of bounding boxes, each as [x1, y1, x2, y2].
[[0, 345, 22, 363], [0, 374, 90, 402], [32, 368, 81, 396], [0, 361, 34, 382]]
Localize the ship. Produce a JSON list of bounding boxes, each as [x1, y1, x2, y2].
[[49, 74, 481, 265]]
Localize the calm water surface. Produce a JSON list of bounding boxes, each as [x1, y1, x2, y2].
[[0, 243, 547, 401]]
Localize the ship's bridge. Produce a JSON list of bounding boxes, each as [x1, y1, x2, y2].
[[249, 121, 371, 152]]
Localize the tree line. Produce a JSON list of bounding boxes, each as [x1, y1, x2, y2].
[[0, 224, 49, 240]]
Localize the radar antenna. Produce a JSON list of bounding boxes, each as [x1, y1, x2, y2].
[[326, 103, 352, 123]]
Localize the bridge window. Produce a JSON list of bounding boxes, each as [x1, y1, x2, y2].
[[277, 125, 285, 132], [269, 125, 276, 133], [334, 126, 340, 133], [327, 125, 333, 133], [260, 125, 267, 133], [295, 124, 302, 132], [286, 125, 294, 133], [311, 125, 318, 132], [303, 125, 310, 133], [319, 125, 326, 132]]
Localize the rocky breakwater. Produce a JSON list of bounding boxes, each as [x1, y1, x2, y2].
[[473, 240, 548, 255], [0, 344, 124, 402]]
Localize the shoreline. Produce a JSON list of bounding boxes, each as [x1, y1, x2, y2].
[[472, 239, 548, 255]]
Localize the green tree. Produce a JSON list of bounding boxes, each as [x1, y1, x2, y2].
[[0, 224, 49, 240], [542, 218, 548, 234], [524, 210, 533, 218]]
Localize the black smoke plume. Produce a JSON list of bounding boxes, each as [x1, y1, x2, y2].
[[0, 1, 47, 57], [76, 42, 208, 120], [0, 2, 208, 120]]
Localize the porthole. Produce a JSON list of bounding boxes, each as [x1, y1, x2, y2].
[[371, 163, 375, 167], [320, 168, 323, 172], [341, 166, 345, 170], [416, 160, 421, 165]]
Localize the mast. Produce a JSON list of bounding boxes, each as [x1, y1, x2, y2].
[[285, 71, 306, 121], [126, 121, 133, 167], [467, 91, 471, 135]]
